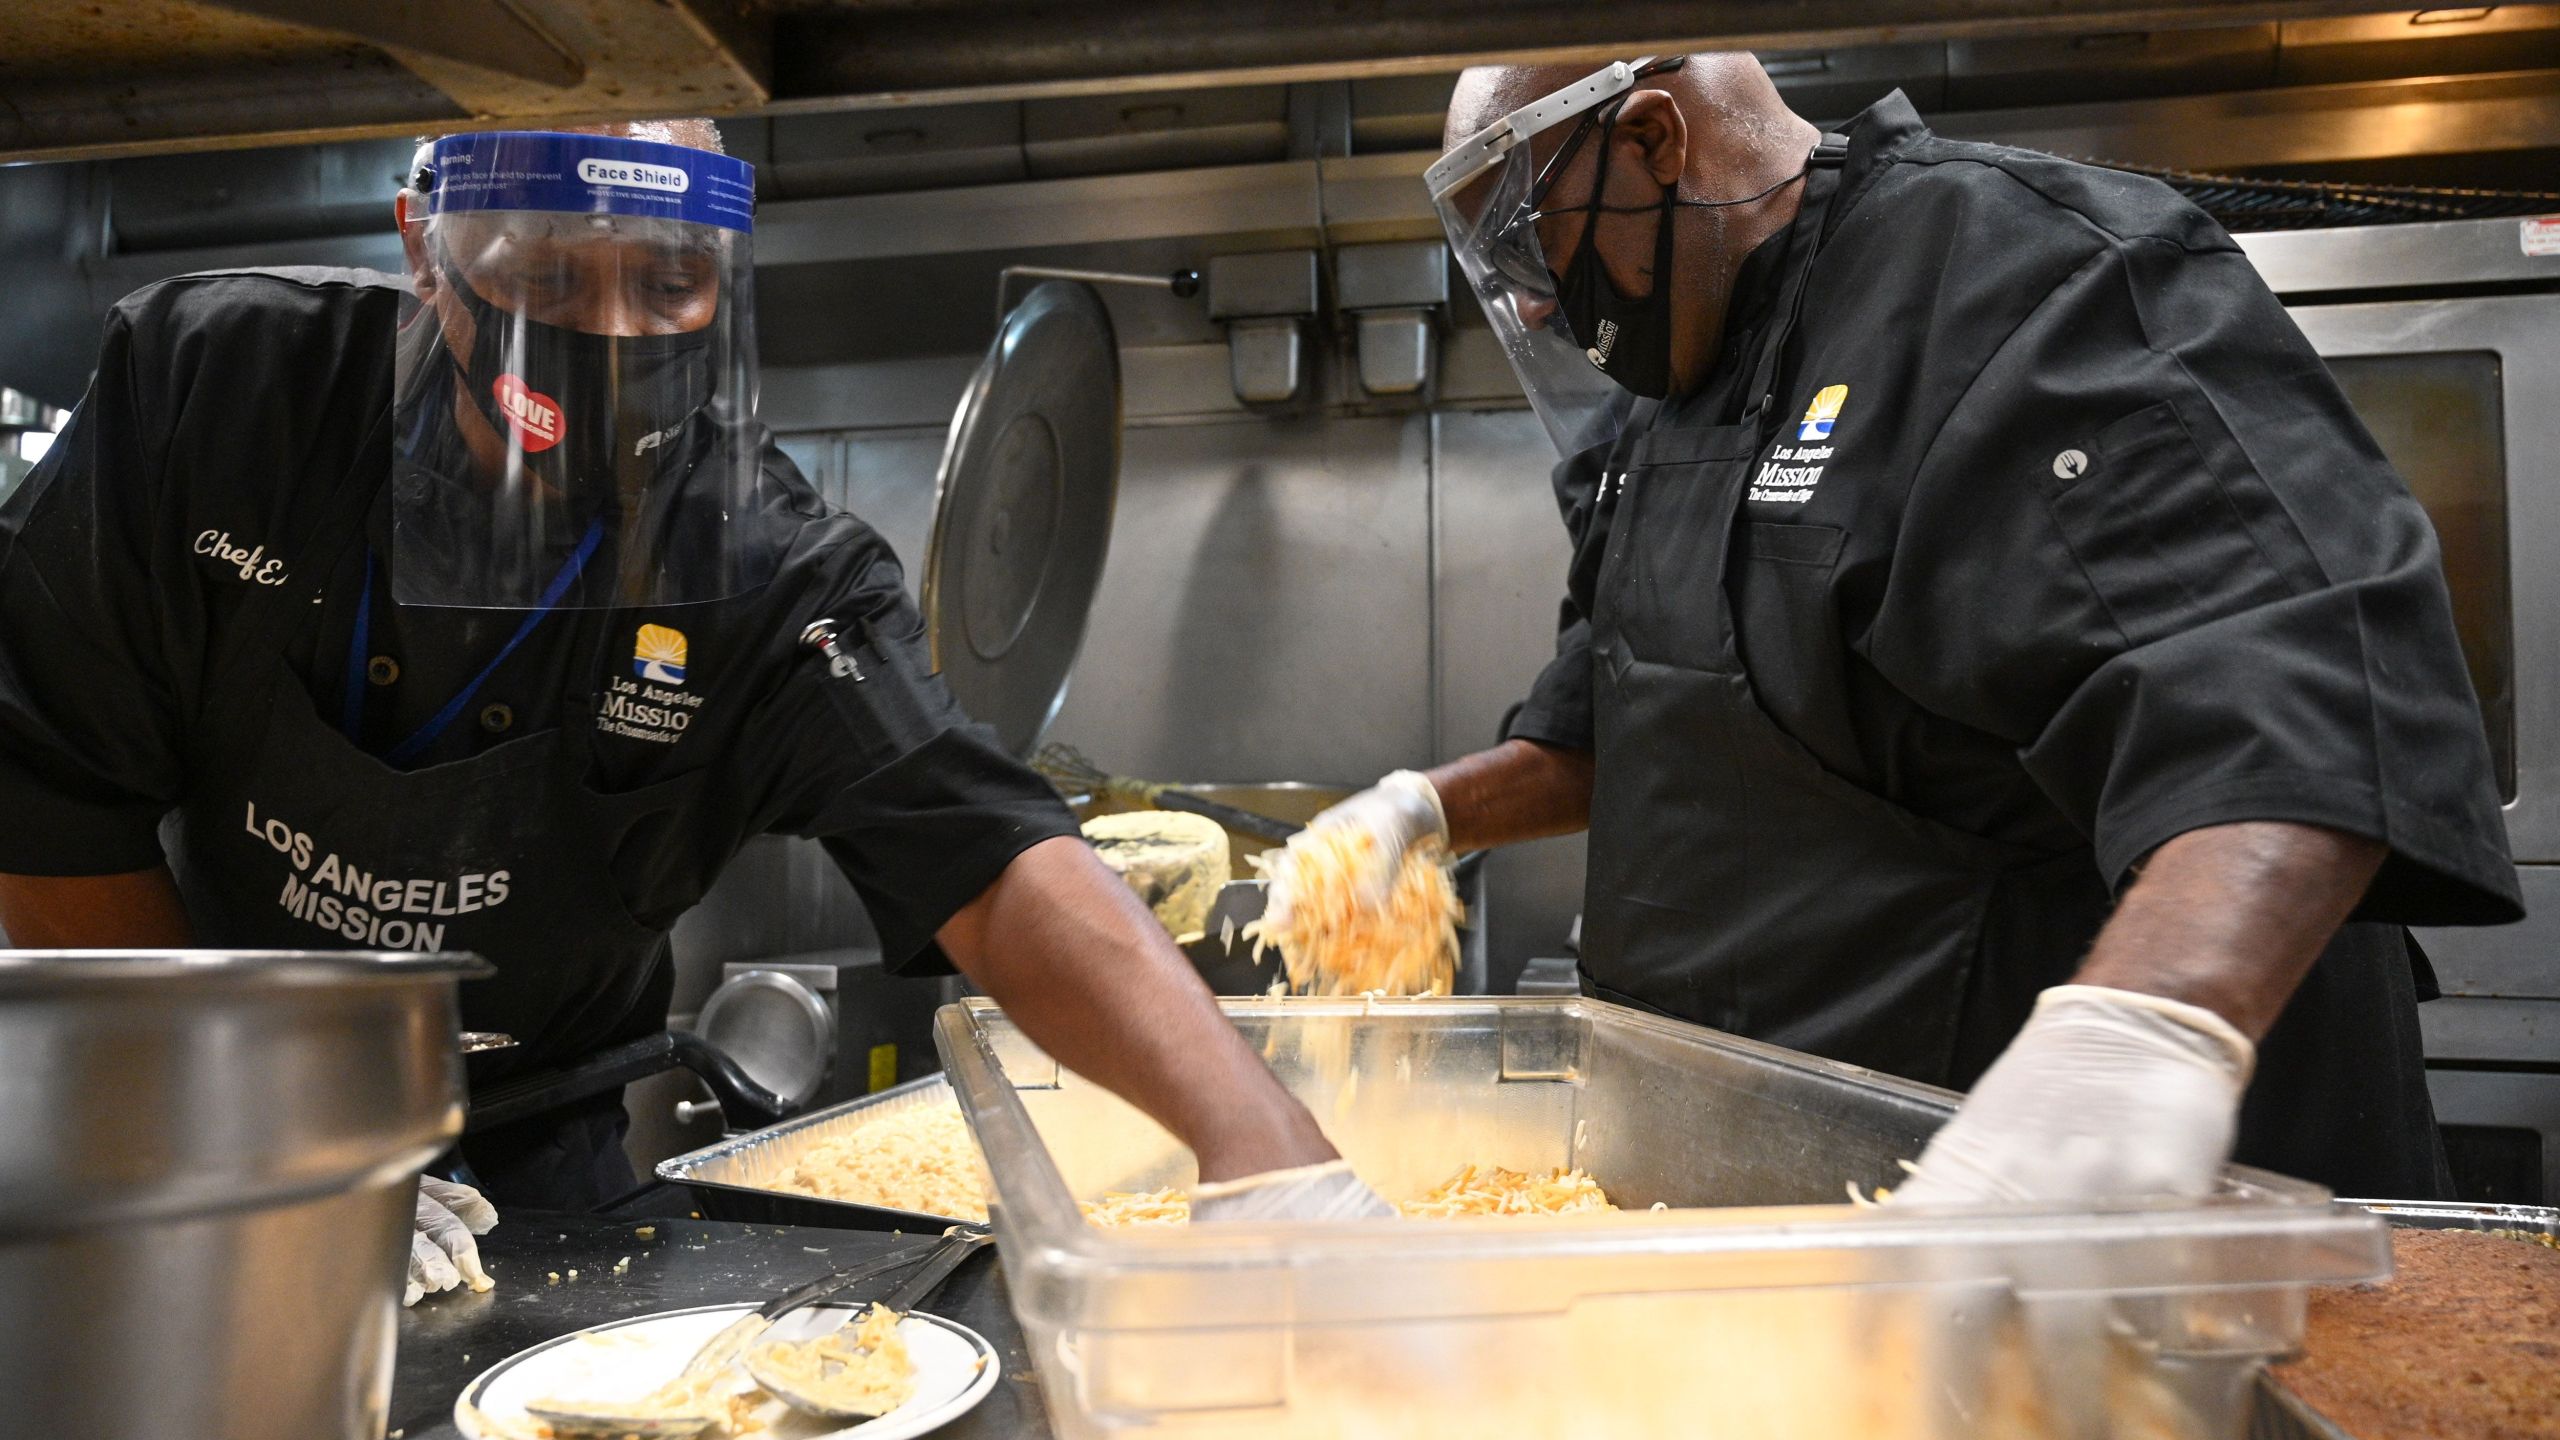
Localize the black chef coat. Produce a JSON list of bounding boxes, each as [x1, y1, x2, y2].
[[0, 266, 1080, 1052], [1508, 94, 2520, 1193]]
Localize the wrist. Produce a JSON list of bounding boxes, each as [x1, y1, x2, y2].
[[1379, 769, 1450, 848], [2033, 983, 2257, 1086]]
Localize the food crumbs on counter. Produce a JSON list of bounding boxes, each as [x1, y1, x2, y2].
[[612, 1256, 631, 1275], [635, 1225, 657, 1238], [546, 1272, 561, 1285], [566, 1268, 579, 1280]]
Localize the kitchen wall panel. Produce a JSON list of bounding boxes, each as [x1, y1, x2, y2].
[[1045, 413, 1436, 784], [1432, 407, 1588, 989]]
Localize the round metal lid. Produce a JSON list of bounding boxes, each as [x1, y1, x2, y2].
[[694, 969, 833, 1108], [922, 280, 1121, 757]]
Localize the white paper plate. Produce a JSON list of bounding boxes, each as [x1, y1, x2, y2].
[[455, 1301, 1000, 1440]]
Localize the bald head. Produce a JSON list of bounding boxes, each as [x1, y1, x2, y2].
[[1445, 53, 1794, 187], [1439, 53, 1819, 400], [561, 116, 725, 153]]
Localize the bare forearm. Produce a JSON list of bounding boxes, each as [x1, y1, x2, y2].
[[1425, 738, 1594, 852], [2074, 821, 2386, 1041], [0, 866, 194, 948], [935, 835, 1336, 1181]]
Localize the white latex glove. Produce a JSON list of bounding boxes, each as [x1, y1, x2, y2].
[[405, 1175, 498, 1306], [1267, 770, 1449, 923], [1191, 1160, 1398, 1222], [1892, 984, 2255, 1206]]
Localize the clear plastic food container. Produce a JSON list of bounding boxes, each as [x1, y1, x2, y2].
[[936, 995, 2390, 1440]]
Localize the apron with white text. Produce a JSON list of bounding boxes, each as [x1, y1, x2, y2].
[[164, 422, 703, 1087]]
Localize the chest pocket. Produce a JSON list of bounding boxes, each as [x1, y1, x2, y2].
[[1607, 425, 1764, 674]]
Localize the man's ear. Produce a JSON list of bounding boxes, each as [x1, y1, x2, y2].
[[395, 192, 436, 298], [1613, 90, 1689, 189]]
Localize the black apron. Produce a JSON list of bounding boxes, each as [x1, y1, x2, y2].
[[1575, 142, 2451, 1197], [163, 425, 697, 1209]]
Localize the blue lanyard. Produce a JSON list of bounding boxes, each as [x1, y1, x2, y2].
[[341, 518, 606, 767]]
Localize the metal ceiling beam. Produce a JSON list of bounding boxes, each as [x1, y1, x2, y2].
[[0, 0, 767, 162], [0, 0, 2455, 162], [195, 0, 585, 88], [1935, 68, 2560, 171], [766, 0, 2416, 109], [387, 0, 769, 123]]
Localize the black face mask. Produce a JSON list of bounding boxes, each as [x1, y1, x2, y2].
[[438, 262, 717, 501], [1552, 172, 1682, 399], [1542, 106, 1810, 401]]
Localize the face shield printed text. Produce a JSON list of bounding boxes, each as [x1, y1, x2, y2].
[[242, 802, 510, 951]]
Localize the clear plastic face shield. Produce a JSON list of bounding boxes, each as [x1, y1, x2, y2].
[[394, 131, 772, 609], [1428, 59, 1666, 459]]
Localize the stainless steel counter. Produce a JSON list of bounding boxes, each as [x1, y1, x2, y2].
[[388, 1212, 1051, 1440]]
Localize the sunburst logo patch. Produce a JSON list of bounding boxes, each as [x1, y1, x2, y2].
[[634, 624, 688, 685], [1798, 384, 1848, 443]]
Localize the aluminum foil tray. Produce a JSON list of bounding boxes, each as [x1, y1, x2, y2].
[[2251, 1199, 2560, 1440], [655, 1073, 980, 1233]]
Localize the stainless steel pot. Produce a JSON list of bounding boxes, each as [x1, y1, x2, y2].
[[0, 949, 485, 1440]]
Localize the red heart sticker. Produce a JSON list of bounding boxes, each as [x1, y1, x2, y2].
[[492, 373, 564, 453]]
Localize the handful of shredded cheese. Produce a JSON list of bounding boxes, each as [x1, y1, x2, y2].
[[773, 1102, 991, 1221], [1248, 828, 1462, 998]]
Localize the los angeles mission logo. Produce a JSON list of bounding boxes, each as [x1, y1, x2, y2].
[[1586, 318, 1619, 369], [598, 624, 704, 744], [493, 373, 562, 452], [1750, 384, 1848, 506], [246, 800, 507, 951]]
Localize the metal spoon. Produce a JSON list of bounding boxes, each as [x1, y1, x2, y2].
[[745, 1226, 996, 1422], [525, 1236, 943, 1439]]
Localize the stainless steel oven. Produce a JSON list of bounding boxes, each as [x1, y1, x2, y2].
[[2243, 216, 2560, 1202]]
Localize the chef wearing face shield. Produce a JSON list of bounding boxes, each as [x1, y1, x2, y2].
[[0, 122, 1380, 1305], [1278, 56, 2521, 1203]]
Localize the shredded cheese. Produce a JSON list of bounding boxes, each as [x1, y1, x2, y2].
[[1396, 1165, 1616, 1219], [1080, 1187, 1192, 1226], [1083, 1163, 1620, 1227], [1248, 829, 1461, 998], [772, 1102, 991, 1222]]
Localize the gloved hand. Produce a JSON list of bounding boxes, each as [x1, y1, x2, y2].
[[1191, 1160, 1398, 1222], [1891, 984, 2255, 1206], [406, 1175, 498, 1306], [1267, 770, 1448, 922]]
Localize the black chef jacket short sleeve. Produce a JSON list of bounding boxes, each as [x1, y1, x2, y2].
[[1870, 234, 2517, 924], [747, 530, 1082, 973], [0, 272, 369, 874], [0, 312, 178, 873]]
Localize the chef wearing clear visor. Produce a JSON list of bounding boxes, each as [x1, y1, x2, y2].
[[1277, 56, 2521, 1204], [0, 123, 1377, 1307]]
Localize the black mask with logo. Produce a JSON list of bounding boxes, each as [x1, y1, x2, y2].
[[1543, 101, 1810, 401], [437, 261, 718, 508], [1551, 171, 1682, 398]]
